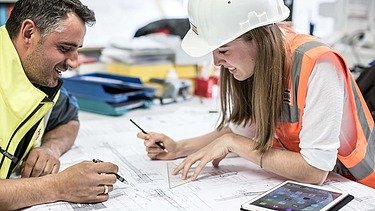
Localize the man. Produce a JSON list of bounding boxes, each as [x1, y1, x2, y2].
[[0, 0, 118, 209]]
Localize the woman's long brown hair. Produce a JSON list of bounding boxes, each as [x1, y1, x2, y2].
[[217, 24, 289, 153]]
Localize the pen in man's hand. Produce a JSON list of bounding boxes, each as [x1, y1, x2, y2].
[[130, 119, 168, 152], [92, 159, 128, 184]]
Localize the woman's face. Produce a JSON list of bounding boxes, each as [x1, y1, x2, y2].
[[213, 38, 257, 81]]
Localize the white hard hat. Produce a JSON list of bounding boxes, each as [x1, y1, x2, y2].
[[181, 0, 290, 57]]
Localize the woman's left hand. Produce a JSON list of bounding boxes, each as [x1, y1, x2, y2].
[[172, 135, 232, 181]]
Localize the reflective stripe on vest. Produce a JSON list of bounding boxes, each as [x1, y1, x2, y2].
[[0, 99, 54, 179], [281, 41, 325, 123], [347, 76, 375, 180]]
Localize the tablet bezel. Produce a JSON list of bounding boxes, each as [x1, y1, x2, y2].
[[240, 180, 349, 211]]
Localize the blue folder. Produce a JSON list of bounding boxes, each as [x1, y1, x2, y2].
[[63, 73, 156, 116]]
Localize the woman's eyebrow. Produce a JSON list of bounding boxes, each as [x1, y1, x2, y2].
[[219, 44, 229, 48]]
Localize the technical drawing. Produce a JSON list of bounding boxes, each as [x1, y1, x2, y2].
[[167, 162, 239, 189], [167, 162, 192, 189]]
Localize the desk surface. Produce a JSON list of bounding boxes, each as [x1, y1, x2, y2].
[[29, 98, 375, 210]]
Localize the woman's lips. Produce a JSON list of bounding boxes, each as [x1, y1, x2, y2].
[[227, 67, 236, 74]]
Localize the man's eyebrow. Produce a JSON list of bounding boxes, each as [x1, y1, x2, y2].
[[59, 42, 82, 48]]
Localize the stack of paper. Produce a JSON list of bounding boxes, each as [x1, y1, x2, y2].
[[100, 35, 175, 65]]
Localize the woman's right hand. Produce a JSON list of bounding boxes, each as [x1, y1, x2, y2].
[[137, 132, 178, 160]]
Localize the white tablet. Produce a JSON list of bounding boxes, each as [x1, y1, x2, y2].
[[241, 180, 353, 211]]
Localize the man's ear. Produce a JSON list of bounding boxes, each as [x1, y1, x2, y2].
[[19, 19, 36, 46]]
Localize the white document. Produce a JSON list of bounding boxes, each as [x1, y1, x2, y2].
[[28, 107, 375, 210]]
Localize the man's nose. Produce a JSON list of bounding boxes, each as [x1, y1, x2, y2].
[[66, 51, 79, 70]]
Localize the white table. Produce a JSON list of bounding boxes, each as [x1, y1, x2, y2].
[[29, 97, 375, 210]]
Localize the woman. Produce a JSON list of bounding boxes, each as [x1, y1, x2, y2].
[[137, 0, 375, 188]]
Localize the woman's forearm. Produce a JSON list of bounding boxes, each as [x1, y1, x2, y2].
[[176, 126, 232, 158], [228, 133, 329, 185]]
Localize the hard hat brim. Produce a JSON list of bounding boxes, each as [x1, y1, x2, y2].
[[181, 3, 290, 58], [181, 29, 217, 57]]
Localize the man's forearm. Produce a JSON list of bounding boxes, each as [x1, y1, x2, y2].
[[0, 175, 58, 210], [41, 120, 79, 157]]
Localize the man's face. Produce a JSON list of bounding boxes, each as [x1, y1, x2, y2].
[[22, 13, 86, 87]]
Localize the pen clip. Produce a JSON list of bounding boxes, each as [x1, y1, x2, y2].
[[93, 158, 129, 184], [0, 147, 18, 163]]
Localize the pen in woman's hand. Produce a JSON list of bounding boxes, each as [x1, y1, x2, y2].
[[130, 119, 168, 152], [92, 159, 128, 184]]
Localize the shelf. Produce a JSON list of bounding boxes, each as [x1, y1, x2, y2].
[[333, 43, 375, 68]]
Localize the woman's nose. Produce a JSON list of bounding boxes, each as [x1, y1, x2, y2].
[[212, 50, 224, 67]]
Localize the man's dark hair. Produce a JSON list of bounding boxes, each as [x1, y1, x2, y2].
[[5, 0, 95, 39]]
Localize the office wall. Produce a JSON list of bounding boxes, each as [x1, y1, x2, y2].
[[81, 0, 187, 48], [81, 0, 341, 48], [82, 0, 333, 48], [293, 0, 374, 38]]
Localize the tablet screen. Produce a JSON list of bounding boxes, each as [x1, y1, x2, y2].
[[246, 181, 346, 211]]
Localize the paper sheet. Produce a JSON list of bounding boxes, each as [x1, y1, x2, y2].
[[28, 107, 375, 210]]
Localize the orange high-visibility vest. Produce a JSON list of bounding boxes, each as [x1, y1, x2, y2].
[[274, 33, 375, 188]]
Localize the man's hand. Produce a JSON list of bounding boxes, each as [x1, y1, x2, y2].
[[21, 146, 60, 178], [56, 161, 118, 203], [21, 120, 79, 178]]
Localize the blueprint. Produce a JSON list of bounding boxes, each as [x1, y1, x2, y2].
[[28, 106, 375, 211]]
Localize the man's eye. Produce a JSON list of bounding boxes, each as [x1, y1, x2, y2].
[[218, 50, 228, 54], [60, 46, 71, 52]]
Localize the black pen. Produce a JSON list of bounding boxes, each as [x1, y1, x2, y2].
[[92, 159, 128, 184], [130, 119, 168, 152]]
